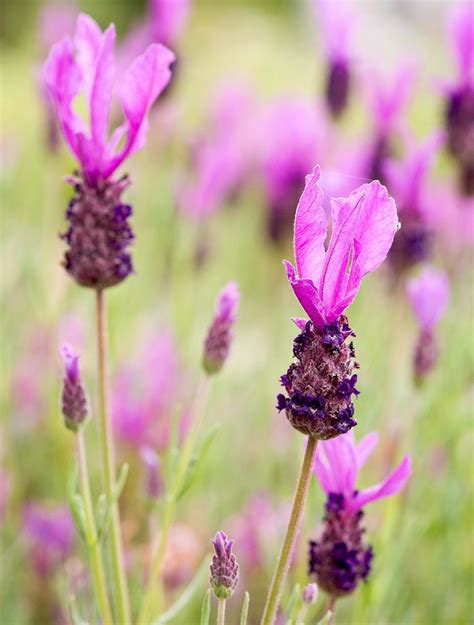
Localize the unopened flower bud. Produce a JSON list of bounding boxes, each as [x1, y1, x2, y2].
[[302, 582, 318, 605], [60, 344, 88, 431], [210, 531, 239, 599], [203, 282, 239, 375]]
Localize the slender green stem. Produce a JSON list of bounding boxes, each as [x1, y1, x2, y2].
[[137, 376, 210, 625], [327, 597, 336, 625], [96, 289, 131, 624], [295, 603, 308, 625], [260, 436, 318, 625], [217, 598, 226, 625], [76, 431, 113, 625]]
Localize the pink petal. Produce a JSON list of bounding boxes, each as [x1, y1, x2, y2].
[[314, 433, 358, 498], [215, 282, 240, 323], [314, 0, 355, 62], [103, 43, 175, 178], [293, 166, 328, 287], [355, 432, 378, 468], [407, 267, 450, 329], [449, 2, 474, 84], [369, 63, 417, 134], [291, 317, 308, 330], [150, 0, 191, 46], [284, 260, 327, 330], [352, 456, 412, 510], [60, 343, 79, 384]]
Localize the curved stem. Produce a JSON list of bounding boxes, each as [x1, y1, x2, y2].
[[260, 436, 318, 625], [217, 598, 226, 625], [327, 597, 337, 625], [137, 376, 210, 625], [96, 289, 131, 624], [76, 431, 113, 625]]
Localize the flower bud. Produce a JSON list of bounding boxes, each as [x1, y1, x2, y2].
[[140, 446, 164, 499], [302, 582, 318, 605], [210, 531, 239, 599], [60, 344, 88, 431], [203, 283, 239, 375]]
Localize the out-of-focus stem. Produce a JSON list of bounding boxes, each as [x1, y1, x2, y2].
[[327, 597, 337, 625], [96, 289, 131, 624], [295, 602, 308, 625], [260, 436, 318, 625], [217, 598, 226, 625], [137, 376, 210, 625], [76, 431, 113, 625]]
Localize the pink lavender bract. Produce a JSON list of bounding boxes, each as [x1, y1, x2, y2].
[[43, 13, 174, 186], [310, 431, 411, 596], [284, 166, 398, 330]]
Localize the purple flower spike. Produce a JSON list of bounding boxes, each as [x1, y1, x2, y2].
[[60, 343, 88, 431], [407, 267, 449, 381], [210, 531, 239, 599], [284, 166, 399, 330], [310, 431, 411, 597], [203, 282, 239, 375]]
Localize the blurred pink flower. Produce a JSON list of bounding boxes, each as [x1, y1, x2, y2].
[[149, 0, 192, 48], [23, 502, 75, 576], [203, 282, 239, 374], [261, 98, 320, 241], [38, 2, 77, 52], [314, 430, 411, 512], [43, 13, 174, 185], [0, 470, 11, 523], [284, 166, 398, 330], [112, 329, 184, 450], [407, 266, 449, 331]]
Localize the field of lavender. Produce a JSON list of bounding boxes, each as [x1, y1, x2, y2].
[[1, 1, 473, 624]]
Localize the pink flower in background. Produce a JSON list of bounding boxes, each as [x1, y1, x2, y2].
[[444, 2, 474, 195], [38, 2, 77, 51], [0, 470, 11, 523], [384, 131, 443, 273], [407, 267, 450, 381], [140, 446, 164, 499], [310, 431, 411, 596], [314, 0, 355, 118], [112, 329, 183, 450], [261, 98, 320, 241], [284, 166, 398, 330], [23, 502, 75, 576], [149, 0, 192, 48], [43, 13, 174, 185]]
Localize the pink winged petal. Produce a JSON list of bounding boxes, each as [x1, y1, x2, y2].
[[284, 260, 326, 330], [355, 432, 378, 468], [74, 14, 103, 102], [352, 456, 412, 510], [103, 43, 175, 178], [43, 37, 86, 160], [291, 317, 308, 330], [294, 165, 328, 286], [89, 25, 115, 150], [314, 433, 358, 498]]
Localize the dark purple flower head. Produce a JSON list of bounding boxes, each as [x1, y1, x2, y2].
[[210, 531, 239, 599], [277, 317, 358, 440], [60, 343, 88, 431], [203, 282, 239, 375]]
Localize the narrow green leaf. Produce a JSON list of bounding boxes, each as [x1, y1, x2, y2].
[[200, 589, 211, 625], [113, 463, 129, 499], [176, 424, 220, 501], [68, 594, 89, 625], [316, 610, 333, 625], [69, 493, 87, 541], [151, 558, 209, 625], [285, 583, 301, 620], [240, 591, 250, 625]]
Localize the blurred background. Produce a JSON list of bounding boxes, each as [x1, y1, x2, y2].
[[1, 0, 473, 624]]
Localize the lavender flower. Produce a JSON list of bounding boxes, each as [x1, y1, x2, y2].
[[444, 3, 474, 195], [310, 432, 411, 597], [302, 582, 318, 604], [23, 502, 75, 576], [385, 132, 443, 274], [43, 13, 174, 289], [203, 282, 239, 375], [407, 267, 449, 382], [314, 0, 355, 119], [140, 446, 164, 499], [210, 531, 239, 599], [60, 343, 88, 431], [280, 166, 398, 439]]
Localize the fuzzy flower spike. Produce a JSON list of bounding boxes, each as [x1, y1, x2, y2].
[[44, 13, 174, 289], [278, 166, 398, 439], [203, 282, 239, 375], [60, 343, 88, 431], [407, 266, 449, 383], [309, 431, 411, 597]]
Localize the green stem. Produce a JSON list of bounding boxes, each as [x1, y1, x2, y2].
[[327, 597, 336, 625], [96, 289, 131, 624], [260, 436, 318, 625], [137, 376, 210, 625], [295, 603, 308, 625], [217, 598, 226, 625], [76, 431, 113, 625]]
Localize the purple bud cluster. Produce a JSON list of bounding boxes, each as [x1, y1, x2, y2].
[[277, 317, 359, 440], [445, 87, 474, 196], [61, 174, 134, 289], [210, 531, 239, 599], [326, 59, 350, 119], [308, 493, 373, 597], [389, 215, 433, 274]]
